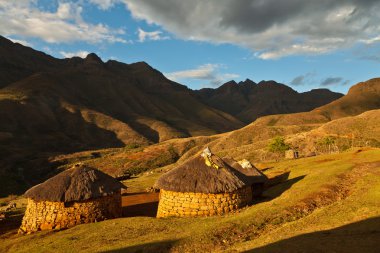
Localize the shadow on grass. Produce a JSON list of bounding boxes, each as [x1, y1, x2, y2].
[[266, 172, 291, 188], [254, 173, 305, 203], [243, 216, 380, 253], [122, 193, 160, 217], [123, 201, 159, 217], [0, 209, 24, 235], [100, 239, 178, 253]]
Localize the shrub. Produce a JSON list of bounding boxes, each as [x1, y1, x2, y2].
[[267, 136, 290, 160], [317, 136, 337, 153]]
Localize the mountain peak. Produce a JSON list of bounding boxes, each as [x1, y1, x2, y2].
[[84, 53, 103, 64], [224, 80, 238, 86], [239, 79, 257, 85], [258, 80, 278, 86]]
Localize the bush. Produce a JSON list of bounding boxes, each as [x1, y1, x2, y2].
[[268, 136, 291, 153], [124, 143, 140, 150], [267, 136, 290, 160], [317, 136, 337, 153]]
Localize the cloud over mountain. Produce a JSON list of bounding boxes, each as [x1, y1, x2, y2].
[[137, 28, 169, 42], [165, 64, 239, 87], [321, 77, 350, 87], [124, 0, 380, 59], [0, 0, 126, 44]]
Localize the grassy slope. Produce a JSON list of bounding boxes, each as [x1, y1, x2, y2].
[[49, 136, 216, 178], [1, 148, 379, 253], [48, 109, 380, 184], [1, 79, 378, 198]]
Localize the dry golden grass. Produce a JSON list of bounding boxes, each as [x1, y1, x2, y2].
[[1, 149, 379, 253]]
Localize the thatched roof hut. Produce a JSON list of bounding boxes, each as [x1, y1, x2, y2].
[[25, 165, 126, 202], [155, 155, 248, 194], [155, 148, 252, 217], [223, 158, 267, 184], [19, 164, 126, 234], [223, 158, 267, 197]]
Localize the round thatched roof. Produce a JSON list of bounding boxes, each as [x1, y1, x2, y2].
[[24, 164, 126, 202], [154, 148, 250, 194], [223, 157, 268, 184]]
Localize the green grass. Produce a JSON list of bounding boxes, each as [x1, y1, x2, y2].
[[232, 162, 380, 252], [1, 148, 379, 252]]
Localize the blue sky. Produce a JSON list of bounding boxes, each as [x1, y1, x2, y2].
[[1, 1, 379, 93]]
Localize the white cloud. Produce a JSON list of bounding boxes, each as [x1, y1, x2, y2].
[[165, 64, 239, 87], [88, 0, 120, 10], [59, 50, 91, 58], [166, 64, 217, 80], [360, 36, 380, 45], [0, 0, 127, 44], [123, 0, 380, 59], [137, 28, 169, 42]]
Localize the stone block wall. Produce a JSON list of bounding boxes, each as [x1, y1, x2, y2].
[[19, 192, 122, 234], [156, 187, 252, 218]]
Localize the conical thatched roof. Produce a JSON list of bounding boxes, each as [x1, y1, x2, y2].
[[24, 164, 126, 202], [223, 157, 267, 184], [154, 148, 250, 194]]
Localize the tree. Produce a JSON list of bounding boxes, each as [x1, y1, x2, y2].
[[317, 136, 336, 154], [267, 136, 290, 160]]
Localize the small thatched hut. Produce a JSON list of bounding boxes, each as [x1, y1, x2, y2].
[[154, 148, 252, 218], [19, 164, 126, 234], [223, 158, 268, 198]]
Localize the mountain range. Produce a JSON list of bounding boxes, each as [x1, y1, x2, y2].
[[195, 79, 343, 123], [0, 36, 350, 196], [0, 36, 342, 150]]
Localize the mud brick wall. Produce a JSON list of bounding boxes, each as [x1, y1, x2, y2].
[[19, 192, 122, 234], [156, 187, 252, 218]]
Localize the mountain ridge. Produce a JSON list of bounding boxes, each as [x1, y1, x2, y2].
[[194, 78, 343, 123], [0, 35, 352, 196]]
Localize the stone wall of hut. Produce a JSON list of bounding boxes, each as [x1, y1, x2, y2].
[[19, 192, 122, 234], [156, 187, 252, 218]]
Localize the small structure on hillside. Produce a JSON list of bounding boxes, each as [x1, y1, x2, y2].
[[19, 164, 126, 234], [285, 149, 299, 159], [223, 158, 268, 197], [154, 147, 252, 218]]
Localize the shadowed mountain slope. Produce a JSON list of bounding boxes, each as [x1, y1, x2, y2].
[[0, 36, 244, 195], [195, 79, 343, 123], [0, 36, 62, 89], [0, 36, 244, 150]]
